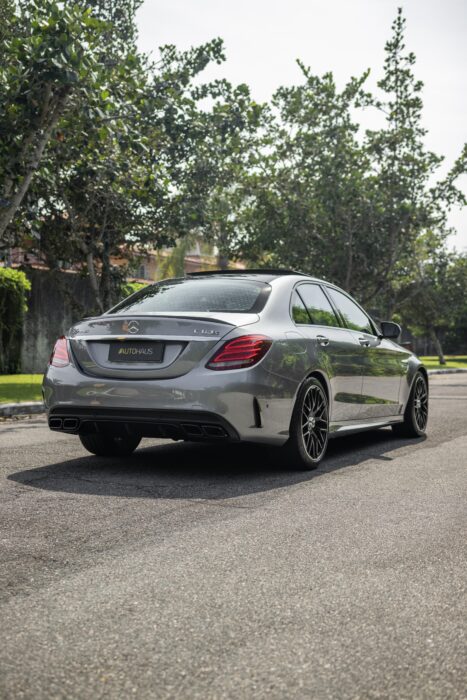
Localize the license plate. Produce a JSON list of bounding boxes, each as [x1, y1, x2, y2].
[[108, 341, 165, 363]]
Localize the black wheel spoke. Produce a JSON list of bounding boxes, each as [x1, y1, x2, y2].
[[301, 384, 328, 461], [413, 376, 428, 430]]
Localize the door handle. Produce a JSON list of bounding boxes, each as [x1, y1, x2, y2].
[[316, 335, 330, 346], [358, 337, 371, 347]]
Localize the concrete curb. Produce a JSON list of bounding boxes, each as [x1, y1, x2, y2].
[[0, 402, 45, 417], [427, 368, 467, 375]]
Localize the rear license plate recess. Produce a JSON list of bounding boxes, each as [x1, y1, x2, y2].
[[108, 341, 164, 363]]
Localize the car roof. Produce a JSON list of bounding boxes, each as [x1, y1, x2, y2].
[[186, 269, 319, 283]]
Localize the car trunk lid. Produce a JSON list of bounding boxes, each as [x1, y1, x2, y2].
[[68, 313, 259, 379]]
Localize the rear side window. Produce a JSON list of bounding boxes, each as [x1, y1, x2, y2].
[[109, 278, 270, 314], [326, 287, 373, 334], [291, 291, 310, 324], [296, 284, 339, 327]]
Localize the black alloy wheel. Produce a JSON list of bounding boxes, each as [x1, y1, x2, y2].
[[392, 371, 428, 438], [413, 374, 429, 432], [284, 377, 329, 470]]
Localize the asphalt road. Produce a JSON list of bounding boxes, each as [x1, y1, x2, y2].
[[1, 374, 466, 700]]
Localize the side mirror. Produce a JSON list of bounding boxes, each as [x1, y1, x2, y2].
[[380, 321, 401, 340]]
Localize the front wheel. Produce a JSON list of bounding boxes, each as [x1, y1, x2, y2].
[[283, 377, 329, 470], [392, 371, 428, 438], [79, 433, 141, 457]]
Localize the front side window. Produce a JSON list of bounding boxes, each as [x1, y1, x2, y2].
[[296, 284, 339, 327], [326, 288, 373, 334], [109, 278, 270, 315]]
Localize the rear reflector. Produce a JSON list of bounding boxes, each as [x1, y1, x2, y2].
[[206, 334, 272, 371], [49, 336, 70, 367]]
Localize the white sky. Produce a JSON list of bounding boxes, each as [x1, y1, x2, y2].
[[136, 0, 467, 252]]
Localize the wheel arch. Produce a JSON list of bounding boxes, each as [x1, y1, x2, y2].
[[418, 365, 429, 386], [403, 363, 429, 412], [288, 369, 331, 432], [304, 369, 331, 404], [408, 364, 429, 395]]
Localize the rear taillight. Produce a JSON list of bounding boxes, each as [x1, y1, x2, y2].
[[49, 336, 70, 367], [206, 334, 272, 371]]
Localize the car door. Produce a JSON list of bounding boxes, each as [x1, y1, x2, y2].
[[325, 286, 404, 418], [291, 284, 363, 423]]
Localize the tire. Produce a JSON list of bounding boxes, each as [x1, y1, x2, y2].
[[79, 433, 141, 457], [283, 377, 329, 470], [392, 371, 428, 438]]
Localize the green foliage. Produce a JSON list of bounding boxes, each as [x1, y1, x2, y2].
[[398, 250, 467, 359], [0, 0, 108, 240], [0, 268, 31, 373], [7, 0, 232, 311], [120, 280, 148, 298], [233, 9, 466, 317], [175, 81, 265, 265]]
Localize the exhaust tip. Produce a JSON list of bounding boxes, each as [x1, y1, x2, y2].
[[63, 418, 79, 431], [203, 425, 227, 438], [49, 417, 63, 430], [181, 423, 204, 437]]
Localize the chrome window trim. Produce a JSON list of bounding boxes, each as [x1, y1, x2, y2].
[[323, 284, 379, 336], [289, 282, 345, 330]]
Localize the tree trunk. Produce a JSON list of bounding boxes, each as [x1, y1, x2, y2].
[[344, 220, 353, 290], [0, 87, 71, 239], [430, 328, 446, 365], [217, 253, 229, 270], [99, 203, 113, 309], [86, 250, 104, 314], [101, 232, 113, 309]]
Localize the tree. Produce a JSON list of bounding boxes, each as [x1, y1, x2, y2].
[[364, 8, 466, 314], [237, 69, 375, 294], [0, 0, 107, 246], [233, 9, 466, 317], [178, 81, 264, 268], [398, 248, 467, 363], [10, 1, 228, 312]]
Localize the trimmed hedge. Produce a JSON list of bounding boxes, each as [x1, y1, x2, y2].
[[0, 268, 31, 374]]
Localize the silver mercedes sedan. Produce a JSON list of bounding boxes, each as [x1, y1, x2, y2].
[[43, 270, 428, 469]]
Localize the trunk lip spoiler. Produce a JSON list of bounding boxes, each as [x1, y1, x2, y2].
[[70, 335, 210, 342], [69, 313, 261, 338], [75, 313, 259, 325]]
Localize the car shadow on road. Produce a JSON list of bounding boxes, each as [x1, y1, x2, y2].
[[8, 429, 426, 501]]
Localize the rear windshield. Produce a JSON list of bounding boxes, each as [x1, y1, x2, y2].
[[108, 278, 271, 314]]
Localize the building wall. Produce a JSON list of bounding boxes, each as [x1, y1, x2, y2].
[[21, 268, 96, 373]]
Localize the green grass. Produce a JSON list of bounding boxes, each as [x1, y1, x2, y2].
[[419, 355, 467, 370], [0, 374, 43, 403]]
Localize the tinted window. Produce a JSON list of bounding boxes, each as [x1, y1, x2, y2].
[[291, 291, 311, 324], [297, 284, 339, 327], [327, 288, 373, 334], [109, 278, 270, 314]]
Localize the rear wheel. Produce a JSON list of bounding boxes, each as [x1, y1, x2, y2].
[[283, 377, 329, 470], [392, 371, 428, 438], [79, 433, 141, 457]]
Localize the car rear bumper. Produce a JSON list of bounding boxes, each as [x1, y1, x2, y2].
[[43, 363, 296, 445], [48, 406, 239, 442]]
